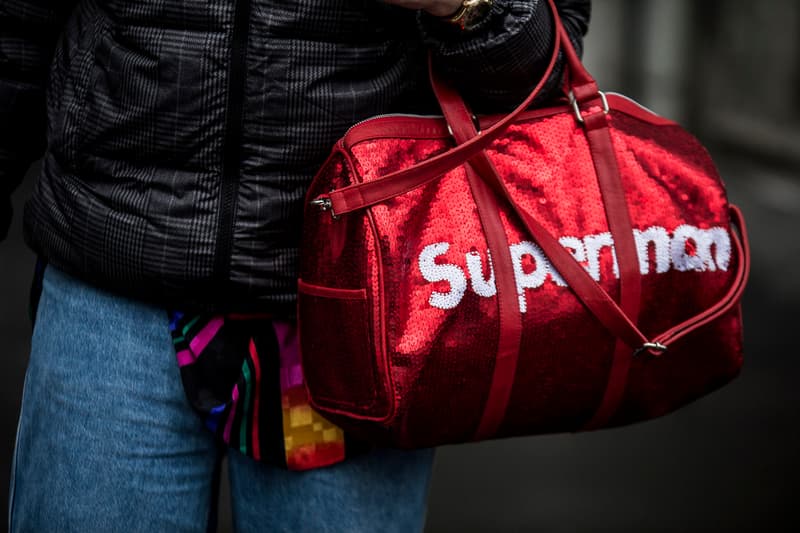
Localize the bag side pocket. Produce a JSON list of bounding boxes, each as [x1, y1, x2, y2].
[[298, 279, 390, 420]]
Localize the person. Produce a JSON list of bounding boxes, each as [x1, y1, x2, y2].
[[1, 0, 590, 531]]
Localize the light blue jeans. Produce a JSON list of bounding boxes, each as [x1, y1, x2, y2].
[[9, 266, 434, 532]]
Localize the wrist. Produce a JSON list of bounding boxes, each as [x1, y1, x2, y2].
[[426, 0, 467, 18], [437, 0, 495, 32]]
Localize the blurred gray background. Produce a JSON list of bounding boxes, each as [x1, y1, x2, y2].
[[2, 0, 798, 531]]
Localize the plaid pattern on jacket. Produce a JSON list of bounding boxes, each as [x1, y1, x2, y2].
[[0, 0, 590, 315]]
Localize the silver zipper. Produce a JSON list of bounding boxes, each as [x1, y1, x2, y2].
[[342, 113, 443, 138], [604, 92, 664, 117]]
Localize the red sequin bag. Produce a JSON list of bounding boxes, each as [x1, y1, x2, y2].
[[298, 2, 750, 448]]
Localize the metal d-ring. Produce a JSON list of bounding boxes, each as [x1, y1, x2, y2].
[[633, 341, 668, 357], [446, 114, 481, 138], [310, 197, 338, 219], [569, 90, 609, 124]]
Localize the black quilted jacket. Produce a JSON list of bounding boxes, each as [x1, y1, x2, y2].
[[1, 0, 590, 315]]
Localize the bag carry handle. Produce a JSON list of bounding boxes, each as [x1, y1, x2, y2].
[[429, 14, 750, 429], [320, 0, 750, 353], [428, 0, 645, 436], [429, 17, 751, 350], [441, 96, 750, 430]]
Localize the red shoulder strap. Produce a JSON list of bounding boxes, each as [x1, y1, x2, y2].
[[323, 0, 564, 217]]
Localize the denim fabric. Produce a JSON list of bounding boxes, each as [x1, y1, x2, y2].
[[9, 266, 433, 532], [227, 448, 433, 533]]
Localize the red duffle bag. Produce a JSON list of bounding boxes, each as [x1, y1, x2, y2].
[[298, 1, 750, 449]]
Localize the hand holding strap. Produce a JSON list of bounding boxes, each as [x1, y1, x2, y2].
[[322, 0, 564, 217]]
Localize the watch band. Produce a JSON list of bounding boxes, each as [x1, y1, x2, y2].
[[441, 0, 494, 31]]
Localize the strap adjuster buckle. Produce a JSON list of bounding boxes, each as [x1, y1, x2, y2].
[[569, 90, 609, 124]]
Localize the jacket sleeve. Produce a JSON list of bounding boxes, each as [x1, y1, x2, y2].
[[0, 0, 77, 241], [418, 0, 591, 112]]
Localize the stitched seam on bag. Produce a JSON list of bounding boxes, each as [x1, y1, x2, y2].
[[366, 201, 397, 424], [348, 142, 397, 424], [298, 279, 367, 300], [336, 147, 394, 422]]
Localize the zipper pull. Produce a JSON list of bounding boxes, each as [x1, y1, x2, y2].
[[310, 195, 338, 219]]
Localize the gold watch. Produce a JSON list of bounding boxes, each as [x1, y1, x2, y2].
[[442, 0, 494, 31]]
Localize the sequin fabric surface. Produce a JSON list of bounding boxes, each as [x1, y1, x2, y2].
[[299, 97, 745, 448]]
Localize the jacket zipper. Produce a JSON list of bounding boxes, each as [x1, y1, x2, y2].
[[214, 0, 251, 294]]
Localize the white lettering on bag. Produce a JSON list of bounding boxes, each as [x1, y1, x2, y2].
[[634, 226, 671, 274], [510, 241, 549, 313], [418, 242, 468, 309], [583, 232, 619, 281], [671, 225, 732, 272], [466, 250, 496, 298], [551, 236, 586, 287], [417, 224, 732, 312]]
